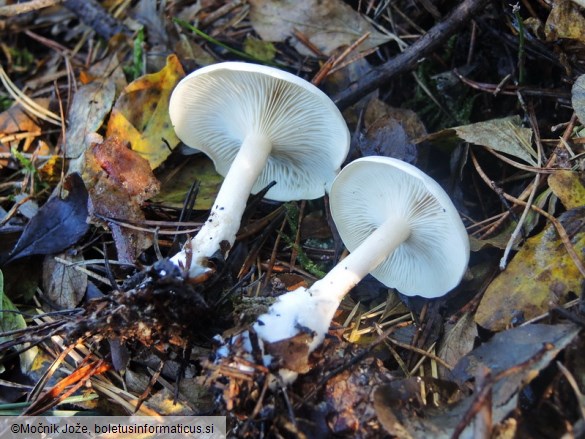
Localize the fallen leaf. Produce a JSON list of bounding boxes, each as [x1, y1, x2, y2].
[[249, 0, 392, 57], [0, 174, 89, 266], [454, 116, 536, 165], [65, 78, 116, 159], [452, 323, 579, 383], [324, 357, 392, 435], [42, 253, 87, 309], [475, 207, 585, 331], [83, 136, 160, 263], [545, 0, 585, 44], [548, 170, 585, 210], [364, 99, 428, 140], [0, 270, 38, 373], [90, 136, 160, 203], [130, 0, 168, 47], [572, 74, 585, 125], [355, 117, 418, 163], [0, 100, 46, 167], [153, 155, 222, 210], [437, 313, 477, 379], [106, 54, 185, 169], [244, 35, 277, 62], [263, 331, 313, 373], [424, 116, 536, 165], [87, 52, 128, 94], [374, 323, 579, 438], [350, 99, 424, 163]]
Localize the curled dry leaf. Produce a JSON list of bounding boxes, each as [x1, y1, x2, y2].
[[83, 136, 160, 263], [249, 0, 392, 57]]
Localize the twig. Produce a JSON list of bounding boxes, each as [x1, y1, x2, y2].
[[63, 0, 130, 40], [452, 69, 571, 99], [0, 0, 62, 17], [200, 0, 245, 27], [311, 32, 372, 86], [333, 0, 490, 109], [451, 343, 554, 439], [471, 151, 585, 278]]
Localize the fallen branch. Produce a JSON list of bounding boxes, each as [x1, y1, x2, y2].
[[63, 0, 130, 40], [0, 0, 62, 17], [333, 0, 491, 110]]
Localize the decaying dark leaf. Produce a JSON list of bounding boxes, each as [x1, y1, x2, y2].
[[437, 312, 478, 379], [263, 331, 313, 373], [355, 117, 418, 163], [1, 173, 89, 266], [83, 136, 160, 263], [323, 357, 393, 436], [153, 155, 223, 210], [351, 99, 424, 163], [374, 323, 579, 439]]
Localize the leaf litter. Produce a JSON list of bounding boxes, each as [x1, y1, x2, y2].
[[0, 0, 584, 437]]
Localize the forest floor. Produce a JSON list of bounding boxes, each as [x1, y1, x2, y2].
[[0, 0, 584, 437]]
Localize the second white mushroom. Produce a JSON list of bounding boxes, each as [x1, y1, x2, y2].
[[252, 156, 470, 357]]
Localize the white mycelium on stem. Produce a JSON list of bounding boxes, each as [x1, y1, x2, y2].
[[168, 62, 349, 278]]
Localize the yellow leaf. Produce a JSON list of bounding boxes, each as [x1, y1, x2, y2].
[[548, 170, 585, 209], [545, 0, 585, 44], [106, 54, 185, 169], [476, 207, 585, 331]]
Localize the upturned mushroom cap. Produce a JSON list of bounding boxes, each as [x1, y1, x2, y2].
[[329, 156, 469, 297], [169, 62, 350, 201]]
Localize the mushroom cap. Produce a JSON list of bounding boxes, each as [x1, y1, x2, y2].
[[169, 62, 350, 201], [329, 156, 469, 298]]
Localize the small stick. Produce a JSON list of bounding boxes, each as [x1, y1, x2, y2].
[[333, 0, 490, 109], [471, 151, 585, 278], [0, 0, 62, 17], [311, 32, 371, 86]]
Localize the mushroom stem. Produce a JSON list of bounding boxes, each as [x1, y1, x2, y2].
[[171, 132, 272, 276], [252, 216, 412, 357], [310, 217, 411, 303]]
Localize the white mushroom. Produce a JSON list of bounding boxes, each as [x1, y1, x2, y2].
[[253, 156, 469, 355], [168, 62, 350, 278]]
